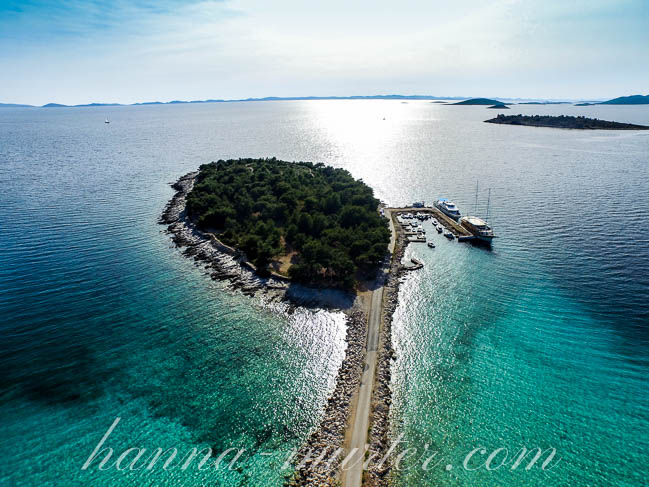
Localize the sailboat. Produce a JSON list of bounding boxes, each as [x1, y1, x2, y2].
[[459, 183, 496, 244], [105, 118, 110, 124]]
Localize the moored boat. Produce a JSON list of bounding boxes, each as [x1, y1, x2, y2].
[[459, 216, 495, 243], [434, 198, 461, 220], [444, 231, 455, 239]]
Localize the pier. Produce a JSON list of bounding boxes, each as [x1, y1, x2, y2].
[[388, 206, 473, 238]]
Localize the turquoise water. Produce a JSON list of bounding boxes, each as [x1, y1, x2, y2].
[[1, 101, 648, 486]]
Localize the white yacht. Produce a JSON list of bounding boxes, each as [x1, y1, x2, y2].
[[434, 199, 461, 220]]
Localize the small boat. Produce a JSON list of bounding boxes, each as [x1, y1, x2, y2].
[[434, 198, 461, 220], [431, 218, 438, 225], [436, 225, 443, 233], [427, 242, 435, 248], [444, 231, 455, 239]]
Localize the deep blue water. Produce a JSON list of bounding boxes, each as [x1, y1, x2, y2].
[[1, 101, 648, 486]]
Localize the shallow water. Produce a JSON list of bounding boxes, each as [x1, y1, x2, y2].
[[1, 101, 648, 486]]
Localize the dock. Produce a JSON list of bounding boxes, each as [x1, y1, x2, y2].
[[388, 206, 473, 238]]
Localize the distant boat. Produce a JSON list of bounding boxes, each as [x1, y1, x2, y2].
[[427, 242, 435, 248], [444, 230, 455, 239], [105, 118, 110, 124], [436, 225, 443, 233]]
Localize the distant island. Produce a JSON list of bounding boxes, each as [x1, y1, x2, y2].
[[453, 98, 505, 105], [575, 95, 649, 106], [485, 114, 649, 130], [185, 158, 390, 289], [487, 103, 510, 109], [599, 94, 649, 105]]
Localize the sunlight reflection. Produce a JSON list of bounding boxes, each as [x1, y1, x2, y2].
[[304, 100, 436, 199]]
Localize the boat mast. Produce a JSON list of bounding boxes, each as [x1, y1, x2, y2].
[[485, 188, 491, 222], [474, 180, 479, 215]]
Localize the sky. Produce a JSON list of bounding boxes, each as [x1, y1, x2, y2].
[[1, 0, 647, 105]]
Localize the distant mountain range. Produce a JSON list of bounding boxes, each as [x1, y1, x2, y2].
[[12, 95, 473, 108], [1, 94, 646, 108]]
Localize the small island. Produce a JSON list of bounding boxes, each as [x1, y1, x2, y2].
[[185, 158, 390, 289], [576, 95, 649, 106], [454, 98, 505, 105], [600, 94, 649, 105], [487, 103, 510, 109], [484, 114, 649, 130]]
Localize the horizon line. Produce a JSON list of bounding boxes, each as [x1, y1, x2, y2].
[[1, 93, 624, 108]]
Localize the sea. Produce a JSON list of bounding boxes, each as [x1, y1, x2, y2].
[[0, 100, 647, 486]]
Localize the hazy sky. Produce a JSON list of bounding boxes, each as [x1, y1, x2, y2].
[[1, 0, 647, 105]]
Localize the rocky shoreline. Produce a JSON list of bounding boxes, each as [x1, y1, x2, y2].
[[160, 172, 293, 300]]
